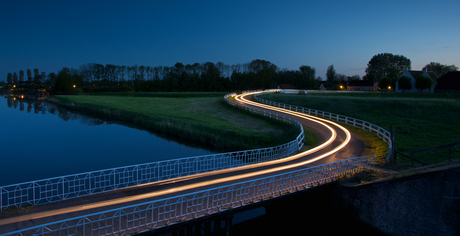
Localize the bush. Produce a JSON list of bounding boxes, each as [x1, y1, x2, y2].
[[398, 76, 411, 92], [415, 75, 433, 92]]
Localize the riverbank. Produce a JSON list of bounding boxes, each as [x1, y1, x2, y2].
[[46, 94, 303, 152]]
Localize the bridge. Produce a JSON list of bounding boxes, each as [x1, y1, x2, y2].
[[0, 90, 391, 235]]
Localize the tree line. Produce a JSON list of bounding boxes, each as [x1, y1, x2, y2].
[[6, 60, 325, 94], [5, 56, 458, 94], [6, 69, 47, 86]]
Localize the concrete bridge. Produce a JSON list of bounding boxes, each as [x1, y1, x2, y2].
[[0, 90, 390, 236]]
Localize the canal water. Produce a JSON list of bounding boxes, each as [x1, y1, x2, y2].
[[0, 94, 215, 186]]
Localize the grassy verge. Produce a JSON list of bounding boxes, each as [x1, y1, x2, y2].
[[259, 93, 460, 166], [46, 94, 303, 152], [94, 92, 228, 98]]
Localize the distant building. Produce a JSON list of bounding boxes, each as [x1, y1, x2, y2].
[[435, 71, 460, 93], [319, 82, 327, 91], [347, 80, 378, 91], [395, 67, 438, 93]]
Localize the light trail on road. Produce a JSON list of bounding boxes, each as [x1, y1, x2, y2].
[[0, 91, 352, 230]]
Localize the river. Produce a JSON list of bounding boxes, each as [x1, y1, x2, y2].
[[0, 94, 215, 186]]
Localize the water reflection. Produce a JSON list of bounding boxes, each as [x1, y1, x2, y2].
[[4, 94, 226, 151], [1, 93, 217, 186], [6, 95, 48, 115]]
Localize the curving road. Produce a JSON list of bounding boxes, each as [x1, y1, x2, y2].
[[0, 92, 367, 234]]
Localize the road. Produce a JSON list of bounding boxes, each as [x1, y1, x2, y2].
[[0, 92, 366, 234]]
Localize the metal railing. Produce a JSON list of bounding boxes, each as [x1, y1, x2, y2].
[[280, 89, 372, 94], [1, 157, 375, 236], [0, 92, 304, 212], [253, 89, 392, 157]]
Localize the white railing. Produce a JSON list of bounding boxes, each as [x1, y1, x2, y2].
[[254, 89, 392, 157], [0, 157, 375, 236], [0, 92, 304, 212], [281, 89, 372, 94]]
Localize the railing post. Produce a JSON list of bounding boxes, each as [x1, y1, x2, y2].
[[390, 123, 396, 164]]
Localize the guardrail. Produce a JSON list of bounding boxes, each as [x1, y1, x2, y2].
[[253, 89, 392, 159], [0, 92, 304, 213], [280, 89, 372, 94], [1, 157, 375, 236]]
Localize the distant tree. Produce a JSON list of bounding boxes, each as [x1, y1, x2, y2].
[[7, 73, 13, 85], [118, 65, 126, 82], [40, 72, 47, 83], [347, 75, 360, 81], [13, 72, 18, 85], [415, 75, 433, 92], [379, 77, 392, 90], [246, 59, 278, 89], [364, 53, 411, 82], [33, 68, 40, 83], [51, 68, 73, 94], [138, 65, 146, 81], [335, 74, 347, 82], [105, 64, 117, 84], [423, 62, 458, 77], [79, 63, 93, 85], [299, 65, 316, 89], [19, 70, 24, 82], [92, 63, 104, 82], [398, 76, 411, 92], [145, 66, 152, 80], [48, 72, 57, 86], [27, 69, 32, 82], [326, 65, 336, 84]]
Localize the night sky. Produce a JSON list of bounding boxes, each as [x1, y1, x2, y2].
[[1, 0, 459, 82]]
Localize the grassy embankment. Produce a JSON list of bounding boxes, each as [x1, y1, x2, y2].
[[46, 92, 303, 152], [259, 92, 460, 168]]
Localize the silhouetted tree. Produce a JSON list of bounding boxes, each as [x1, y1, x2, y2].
[[326, 64, 336, 86], [415, 75, 433, 92], [379, 77, 392, 90], [7, 73, 13, 85], [364, 53, 411, 82], [19, 70, 24, 82], [27, 69, 32, 82], [13, 72, 19, 85], [33, 68, 40, 84], [51, 68, 73, 94], [423, 62, 458, 77], [299, 65, 316, 89], [398, 76, 411, 92]]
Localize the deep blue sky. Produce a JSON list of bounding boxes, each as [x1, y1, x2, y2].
[[1, 0, 459, 82]]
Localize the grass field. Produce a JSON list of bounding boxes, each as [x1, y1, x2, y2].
[[259, 92, 460, 166], [94, 92, 229, 98], [47, 93, 301, 152]]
